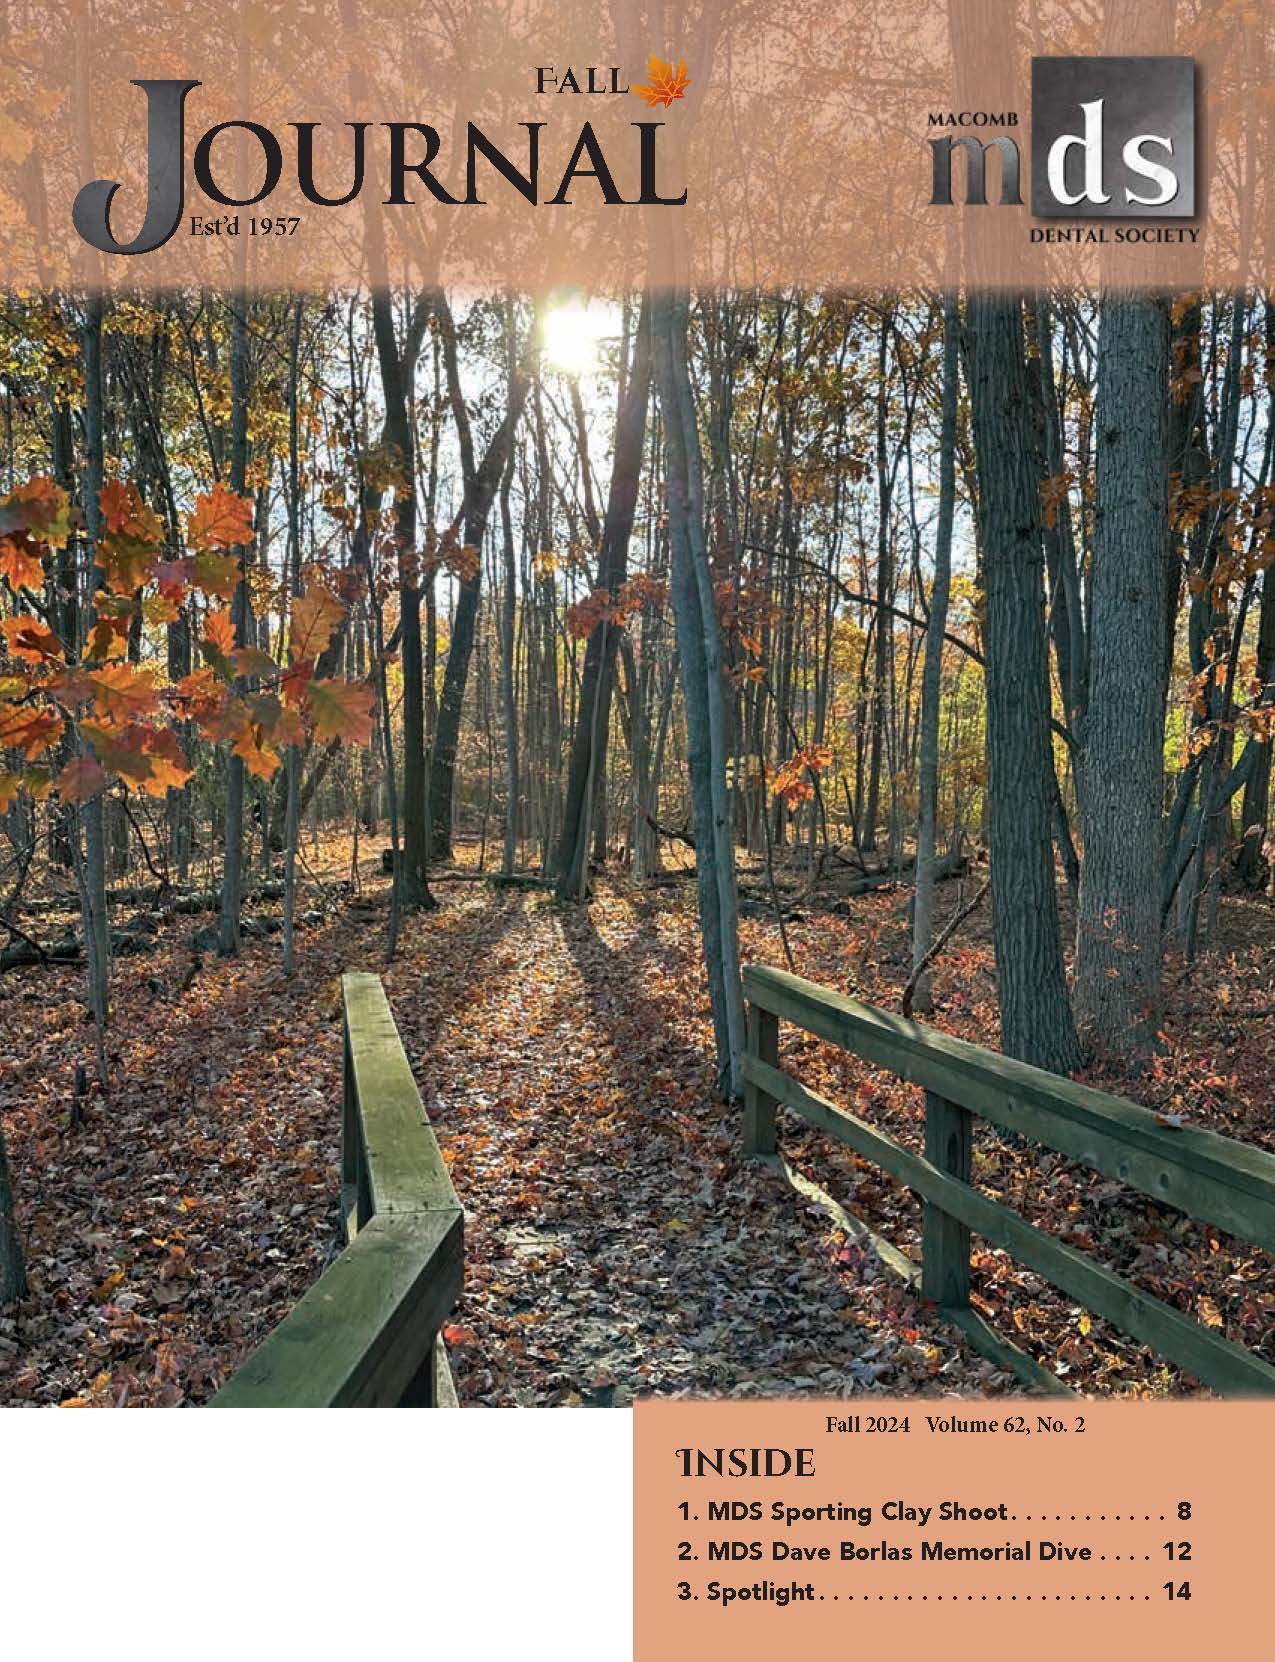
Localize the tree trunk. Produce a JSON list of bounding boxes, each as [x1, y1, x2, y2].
[[652, 288, 746, 1099], [554, 295, 652, 898], [371, 286, 433, 909], [1238, 568, 1275, 885], [429, 293, 529, 860], [964, 293, 1081, 1073], [78, 293, 110, 1079], [1074, 293, 1169, 1059], [499, 443, 520, 877], [218, 292, 250, 955], [911, 292, 958, 1013], [282, 299, 304, 976]]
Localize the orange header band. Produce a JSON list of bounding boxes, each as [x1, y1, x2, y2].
[[3, 1, 1271, 292]]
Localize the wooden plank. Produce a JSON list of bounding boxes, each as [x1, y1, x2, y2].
[[342, 972, 459, 1218], [922, 1091, 971, 1308], [743, 965, 1275, 1252], [744, 1054, 1275, 1396], [742, 1002, 779, 1156], [215, 975, 465, 1408], [777, 1157, 1071, 1396], [433, 1333, 460, 1408], [209, 1211, 463, 1408]]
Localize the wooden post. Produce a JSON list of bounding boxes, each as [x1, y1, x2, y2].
[[922, 1090, 971, 1307], [742, 1002, 779, 1156]]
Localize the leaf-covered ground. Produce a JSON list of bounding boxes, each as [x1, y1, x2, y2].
[[1, 841, 1272, 1406]]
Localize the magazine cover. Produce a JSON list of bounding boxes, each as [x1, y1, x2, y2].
[[1, 1, 1271, 1656]]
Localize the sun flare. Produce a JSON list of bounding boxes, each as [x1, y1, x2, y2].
[[542, 298, 609, 376]]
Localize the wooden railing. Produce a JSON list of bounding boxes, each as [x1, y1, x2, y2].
[[211, 973, 463, 1407], [742, 964, 1275, 1396]]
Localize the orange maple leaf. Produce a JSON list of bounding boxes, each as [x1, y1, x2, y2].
[[305, 677, 375, 746], [138, 728, 193, 795], [0, 534, 47, 591], [0, 477, 72, 547], [191, 549, 241, 600], [633, 54, 690, 109], [99, 480, 161, 542], [233, 726, 281, 781], [56, 754, 108, 803], [0, 703, 61, 759], [289, 584, 346, 665], [172, 667, 225, 723], [186, 483, 254, 551], [203, 606, 237, 659], [79, 719, 155, 785], [86, 662, 162, 723], [2, 613, 62, 665]]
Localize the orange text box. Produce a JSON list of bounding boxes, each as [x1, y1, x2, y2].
[[634, 1399, 1269, 1659]]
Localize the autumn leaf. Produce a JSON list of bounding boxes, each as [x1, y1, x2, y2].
[[142, 592, 181, 627], [0, 476, 72, 547], [191, 549, 241, 601], [305, 677, 375, 745], [200, 694, 254, 748], [86, 662, 161, 722], [772, 744, 833, 811], [80, 719, 154, 785], [23, 766, 52, 801], [203, 607, 237, 660], [229, 645, 278, 681], [139, 728, 193, 796], [0, 534, 46, 591], [155, 558, 192, 602], [245, 691, 289, 738], [186, 483, 254, 551], [83, 611, 130, 664], [233, 728, 282, 781], [172, 667, 226, 723], [57, 754, 108, 803], [1197, 1296, 1224, 1329], [208, 692, 283, 779], [99, 479, 157, 539], [99, 529, 160, 596], [2, 613, 62, 665], [0, 771, 19, 812], [289, 584, 345, 665], [0, 702, 62, 758], [0, 478, 72, 594], [633, 54, 690, 109], [92, 1267, 125, 1303], [96, 481, 163, 594]]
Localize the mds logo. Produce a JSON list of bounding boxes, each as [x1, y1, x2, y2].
[[930, 56, 1196, 218]]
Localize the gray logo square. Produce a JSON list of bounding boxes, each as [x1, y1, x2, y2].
[[1031, 56, 1195, 218]]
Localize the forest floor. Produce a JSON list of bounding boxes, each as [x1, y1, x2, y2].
[[1, 834, 1272, 1407]]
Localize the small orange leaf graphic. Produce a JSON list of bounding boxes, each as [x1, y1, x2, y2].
[[633, 54, 690, 109]]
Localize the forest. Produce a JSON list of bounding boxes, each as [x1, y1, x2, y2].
[[0, 278, 1272, 1406]]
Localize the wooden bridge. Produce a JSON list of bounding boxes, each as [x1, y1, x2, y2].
[[210, 962, 1275, 1405], [742, 964, 1275, 1396], [211, 974, 463, 1407]]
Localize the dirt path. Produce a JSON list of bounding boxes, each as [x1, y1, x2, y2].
[[383, 884, 1015, 1404]]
